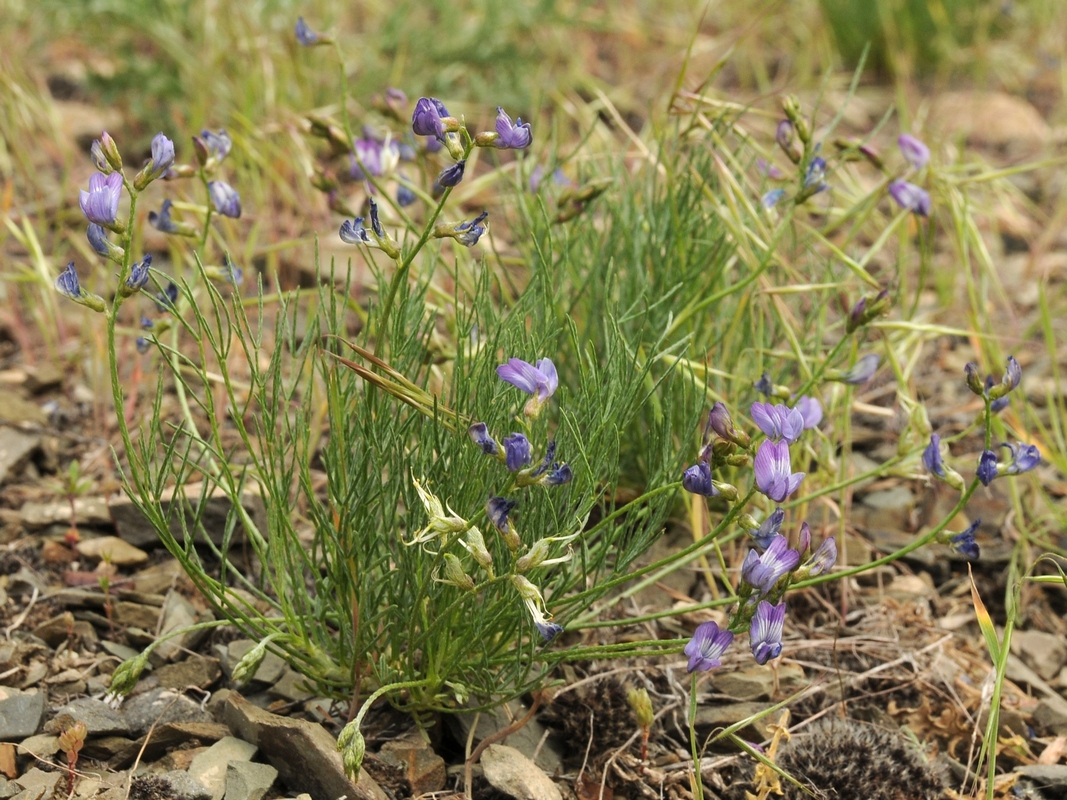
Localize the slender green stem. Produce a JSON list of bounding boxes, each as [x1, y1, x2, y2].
[[689, 673, 705, 800]]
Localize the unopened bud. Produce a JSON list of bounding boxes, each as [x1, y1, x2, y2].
[[516, 539, 551, 573], [337, 722, 366, 778], [97, 132, 123, 171], [627, 687, 654, 731], [230, 639, 270, 687]]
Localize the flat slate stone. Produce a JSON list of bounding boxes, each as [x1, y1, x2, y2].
[[0, 689, 46, 741], [189, 736, 258, 800], [0, 429, 39, 486], [48, 697, 131, 737]]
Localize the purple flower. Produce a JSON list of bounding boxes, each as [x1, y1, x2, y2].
[[977, 450, 999, 486], [888, 180, 931, 216], [923, 434, 945, 477], [492, 107, 532, 149], [537, 621, 564, 642], [435, 160, 466, 189], [125, 254, 152, 292], [750, 402, 804, 444], [682, 462, 718, 497], [155, 281, 179, 312], [750, 600, 786, 664], [412, 97, 450, 139], [502, 433, 532, 472], [803, 156, 827, 192], [761, 189, 785, 209], [487, 497, 518, 534], [209, 181, 241, 218], [79, 172, 123, 226], [751, 507, 785, 550], [469, 422, 499, 456], [708, 402, 749, 447], [540, 463, 573, 486], [684, 621, 734, 673], [898, 134, 930, 170], [794, 396, 822, 429], [54, 262, 82, 300], [753, 373, 774, 397], [757, 159, 784, 179], [454, 211, 488, 247], [775, 120, 794, 151], [741, 534, 800, 594], [148, 133, 175, 177], [349, 138, 385, 180], [136, 337, 150, 354], [295, 17, 321, 46], [805, 536, 837, 576], [396, 180, 416, 207], [339, 217, 371, 245], [497, 358, 558, 402], [87, 224, 110, 256], [1002, 442, 1040, 475], [987, 379, 1009, 413], [149, 199, 179, 233], [949, 520, 980, 560], [753, 440, 804, 503], [839, 353, 880, 385], [797, 521, 811, 554], [200, 129, 232, 161]]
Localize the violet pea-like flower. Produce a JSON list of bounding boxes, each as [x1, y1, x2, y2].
[[1002, 442, 1040, 475], [898, 133, 930, 170], [948, 519, 980, 560], [454, 211, 488, 247], [751, 507, 785, 550], [497, 357, 558, 403], [55, 262, 83, 301], [435, 160, 466, 189], [412, 97, 451, 139], [209, 181, 241, 218], [468, 422, 499, 456], [487, 497, 518, 535], [684, 621, 734, 673], [682, 462, 718, 497], [86, 224, 110, 256], [125, 255, 152, 292], [750, 600, 786, 665], [794, 396, 822, 429], [79, 172, 123, 227], [753, 440, 804, 503], [741, 534, 800, 595], [923, 434, 946, 477], [805, 536, 837, 577], [803, 156, 828, 192], [838, 353, 880, 385], [889, 179, 931, 216], [502, 433, 533, 472], [492, 108, 532, 149], [149, 133, 175, 176], [750, 402, 804, 444], [294, 17, 322, 46], [761, 189, 785, 209], [977, 450, 999, 486]]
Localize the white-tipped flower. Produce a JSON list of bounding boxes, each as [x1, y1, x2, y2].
[[104, 650, 149, 706], [406, 477, 468, 546], [231, 638, 271, 687], [461, 527, 494, 578], [337, 721, 366, 778], [510, 575, 563, 642]]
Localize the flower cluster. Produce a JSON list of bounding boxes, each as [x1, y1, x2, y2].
[[464, 356, 574, 642], [923, 356, 1037, 558], [57, 128, 245, 346], [888, 133, 931, 216]]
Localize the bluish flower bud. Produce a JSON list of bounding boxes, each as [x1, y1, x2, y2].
[[802, 156, 827, 193], [888, 180, 931, 216], [487, 497, 521, 550], [761, 189, 785, 209], [199, 129, 233, 163], [976, 450, 999, 486], [411, 97, 452, 139], [682, 462, 718, 497], [503, 433, 532, 472], [120, 254, 152, 297], [775, 120, 799, 163], [134, 133, 176, 190], [485, 107, 532, 149], [433, 211, 488, 247], [753, 373, 774, 397], [90, 139, 111, 174], [54, 262, 106, 312], [708, 402, 750, 447], [435, 160, 466, 189], [898, 134, 930, 170], [86, 224, 124, 262], [396, 180, 417, 207], [987, 355, 1022, 401], [148, 199, 195, 237], [941, 519, 980, 560], [155, 281, 179, 312], [295, 17, 331, 46], [95, 132, 123, 172], [830, 353, 879, 385], [1001, 441, 1040, 475], [209, 181, 241, 218], [468, 422, 500, 456], [539, 463, 572, 486], [751, 507, 785, 550]]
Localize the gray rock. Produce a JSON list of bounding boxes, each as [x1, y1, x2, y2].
[[100, 641, 141, 662], [31, 613, 75, 648], [76, 536, 149, 566], [154, 593, 198, 662], [379, 736, 446, 795], [109, 483, 267, 549], [222, 692, 387, 800], [162, 770, 212, 800], [11, 769, 60, 800], [1011, 630, 1067, 681], [448, 700, 563, 774], [0, 428, 38, 486], [82, 735, 135, 760], [20, 498, 110, 530], [0, 392, 46, 427], [155, 656, 221, 690], [481, 744, 561, 800], [48, 697, 131, 737], [122, 688, 214, 737], [0, 688, 46, 741], [16, 735, 58, 759], [114, 601, 160, 631], [267, 670, 313, 703], [1014, 764, 1067, 791], [224, 761, 278, 800], [189, 736, 258, 800], [111, 722, 232, 769], [1034, 695, 1067, 735], [221, 641, 286, 686]]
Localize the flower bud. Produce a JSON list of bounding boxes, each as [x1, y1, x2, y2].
[[230, 638, 270, 687], [105, 651, 149, 703], [515, 539, 551, 573], [627, 687, 654, 731], [337, 722, 366, 779], [97, 132, 123, 171], [438, 553, 476, 591]]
